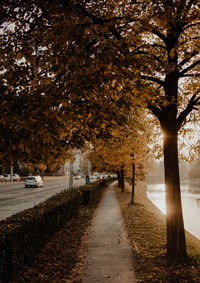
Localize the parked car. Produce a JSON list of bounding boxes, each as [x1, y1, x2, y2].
[[4, 174, 11, 181], [13, 174, 20, 181], [0, 175, 5, 182], [95, 174, 100, 179], [90, 175, 96, 180], [25, 176, 43, 188], [74, 175, 81, 180]]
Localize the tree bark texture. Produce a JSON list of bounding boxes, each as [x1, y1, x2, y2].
[[163, 129, 187, 257], [117, 171, 121, 188], [120, 168, 125, 192], [131, 163, 135, 204]]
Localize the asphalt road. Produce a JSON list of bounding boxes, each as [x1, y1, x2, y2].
[[0, 177, 86, 220]]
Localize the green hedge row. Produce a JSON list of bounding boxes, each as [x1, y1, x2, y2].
[[0, 179, 110, 282]]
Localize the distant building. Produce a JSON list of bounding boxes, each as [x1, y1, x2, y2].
[[1, 150, 91, 177], [58, 161, 70, 176], [73, 150, 82, 174], [58, 150, 86, 176]]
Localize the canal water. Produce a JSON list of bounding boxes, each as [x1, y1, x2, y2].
[[147, 179, 200, 240]]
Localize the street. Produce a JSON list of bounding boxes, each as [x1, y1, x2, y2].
[[0, 177, 85, 220]]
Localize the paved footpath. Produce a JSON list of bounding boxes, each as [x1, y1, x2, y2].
[[81, 182, 137, 282]]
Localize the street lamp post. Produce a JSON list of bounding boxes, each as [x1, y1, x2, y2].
[[10, 162, 14, 182], [130, 153, 135, 205], [69, 161, 73, 189], [88, 160, 90, 177]]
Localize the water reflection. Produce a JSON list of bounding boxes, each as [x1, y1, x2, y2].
[[196, 199, 200, 207], [147, 180, 200, 240]]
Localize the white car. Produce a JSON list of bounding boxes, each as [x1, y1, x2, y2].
[[0, 175, 5, 182], [74, 175, 81, 180], [25, 176, 43, 188], [4, 174, 11, 181], [13, 174, 20, 181]]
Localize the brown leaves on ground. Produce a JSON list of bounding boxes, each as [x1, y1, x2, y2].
[[116, 183, 200, 282], [14, 206, 95, 282]]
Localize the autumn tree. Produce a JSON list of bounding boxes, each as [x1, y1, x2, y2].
[[127, 0, 200, 258], [0, 0, 132, 168], [73, 0, 200, 257], [89, 109, 153, 194], [0, 87, 75, 169], [2, 0, 200, 258]]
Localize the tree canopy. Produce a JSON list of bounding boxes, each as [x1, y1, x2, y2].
[[1, 0, 200, 258], [0, 0, 133, 166], [89, 109, 153, 181]]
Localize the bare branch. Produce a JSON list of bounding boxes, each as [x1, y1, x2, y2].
[[153, 55, 163, 64], [150, 44, 166, 50], [183, 21, 200, 31], [141, 75, 164, 87], [148, 104, 163, 120], [151, 29, 167, 44], [177, 94, 200, 130], [132, 51, 148, 55], [179, 59, 200, 77], [76, 6, 123, 40], [180, 74, 200, 78], [128, 43, 150, 53], [178, 52, 198, 68]]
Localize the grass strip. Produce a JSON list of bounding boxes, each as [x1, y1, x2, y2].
[[116, 182, 200, 282]]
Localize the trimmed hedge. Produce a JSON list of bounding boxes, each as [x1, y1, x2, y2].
[[0, 179, 111, 282]]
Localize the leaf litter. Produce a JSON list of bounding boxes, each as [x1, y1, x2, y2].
[[116, 182, 200, 282]]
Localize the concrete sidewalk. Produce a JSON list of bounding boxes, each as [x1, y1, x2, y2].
[[81, 182, 137, 282]]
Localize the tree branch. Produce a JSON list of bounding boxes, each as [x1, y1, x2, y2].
[[186, 0, 196, 9], [153, 55, 163, 64], [150, 44, 166, 50], [148, 104, 163, 120], [179, 59, 200, 77], [178, 52, 198, 68], [177, 94, 200, 130], [141, 75, 165, 87], [76, 6, 123, 40], [151, 29, 167, 44], [129, 44, 147, 54], [183, 21, 200, 31], [180, 74, 200, 78]]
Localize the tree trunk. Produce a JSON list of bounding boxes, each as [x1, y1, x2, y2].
[[117, 171, 121, 188], [120, 168, 125, 192], [163, 129, 187, 258], [130, 162, 135, 204]]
